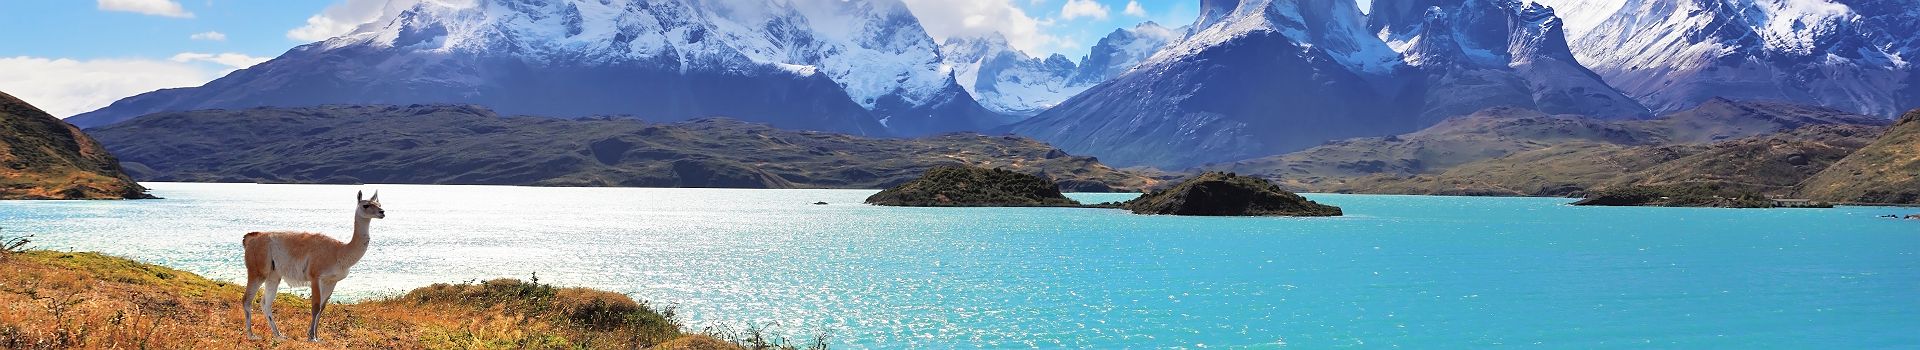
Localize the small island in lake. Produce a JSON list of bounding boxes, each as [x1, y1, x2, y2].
[[865, 166, 1080, 207], [1122, 172, 1343, 217], [1571, 183, 1827, 208]]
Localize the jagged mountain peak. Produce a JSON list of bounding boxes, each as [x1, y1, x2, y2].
[[940, 21, 1177, 118], [1157, 0, 1400, 74], [1069, 21, 1178, 85], [1367, 0, 1649, 120], [1529, 0, 1918, 116]]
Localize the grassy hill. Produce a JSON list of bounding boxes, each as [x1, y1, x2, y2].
[[87, 105, 1157, 192], [0, 248, 814, 349], [0, 91, 151, 200], [1212, 99, 1899, 200], [1798, 109, 1920, 204]]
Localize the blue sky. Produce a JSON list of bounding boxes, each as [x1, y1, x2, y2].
[[0, 0, 1206, 118]]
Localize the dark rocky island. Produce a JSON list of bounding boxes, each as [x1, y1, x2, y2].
[[865, 166, 1080, 207], [0, 91, 151, 200], [1122, 172, 1342, 217], [1570, 183, 1813, 208]]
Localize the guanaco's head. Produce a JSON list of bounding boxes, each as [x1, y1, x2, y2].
[[356, 190, 386, 219]]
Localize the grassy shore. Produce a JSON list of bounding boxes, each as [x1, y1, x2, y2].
[[0, 244, 821, 349]]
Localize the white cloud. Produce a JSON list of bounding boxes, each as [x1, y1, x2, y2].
[[1124, 0, 1148, 17], [97, 0, 194, 18], [0, 56, 234, 118], [1061, 0, 1110, 20], [902, 0, 1063, 56], [189, 31, 227, 41], [169, 52, 270, 69], [287, 0, 408, 42]]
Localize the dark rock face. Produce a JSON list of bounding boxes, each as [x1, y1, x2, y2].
[[1123, 172, 1342, 216], [85, 105, 1156, 191], [0, 91, 151, 200], [864, 166, 1079, 207], [1571, 183, 1785, 208]]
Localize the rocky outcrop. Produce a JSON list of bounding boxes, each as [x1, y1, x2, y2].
[[864, 166, 1078, 207], [1123, 172, 1341, 216]]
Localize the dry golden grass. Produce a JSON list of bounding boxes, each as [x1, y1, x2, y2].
[[0, 250, 817, 349]]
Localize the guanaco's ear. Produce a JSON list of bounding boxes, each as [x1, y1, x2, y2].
[[358, 190, 364, 202], [370, 190, 380, 202]]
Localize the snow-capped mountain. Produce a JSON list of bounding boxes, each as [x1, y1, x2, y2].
[[1009, 0, 1422, 169], [939, 22, 1175, 117], [68, 0, 1004, 136], [1069, 22, 1180, 86], [1532, 0, 1919, 116], [1370, 0, 1650, 122], [790, 0, 1007, 135], [940, 33, 1079, 117]]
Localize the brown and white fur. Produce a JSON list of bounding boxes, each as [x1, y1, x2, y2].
[[240, 191, 384, 341]]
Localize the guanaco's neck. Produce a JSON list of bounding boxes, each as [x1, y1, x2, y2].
[[344, 216, 372, 264]]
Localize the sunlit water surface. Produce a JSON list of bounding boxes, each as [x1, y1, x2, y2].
[[2, 183, 1917, 348]]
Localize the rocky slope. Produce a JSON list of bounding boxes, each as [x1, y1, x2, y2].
[[66, 0, 1004, 136], [1607, 123, 1882, 194], [1798, 108, 1920, 204], [864, 166, 1079, 207], [0, 91, 150, 200], [1122, 172, 1341, 217], [85, 105, 1155, 191]]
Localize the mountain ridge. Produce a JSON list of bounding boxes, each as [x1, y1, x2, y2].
[[86, 104, 1159, 192]]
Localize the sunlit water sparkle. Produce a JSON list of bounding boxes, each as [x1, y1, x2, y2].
[[2, 182, 1916, 348]]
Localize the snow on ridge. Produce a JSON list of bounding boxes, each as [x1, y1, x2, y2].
[[311, 0, 956, 112], [1148, 0, 1399, 74]]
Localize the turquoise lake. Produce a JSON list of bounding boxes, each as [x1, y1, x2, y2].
[[2, 182, 1916, 348]]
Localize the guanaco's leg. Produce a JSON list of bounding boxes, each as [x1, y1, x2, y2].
[[261, 279, 286, 339], [242, 277, 263, 340], [307, 279, 334, 342]]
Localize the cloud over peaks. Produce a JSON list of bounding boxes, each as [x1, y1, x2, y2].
[[97, 0, 194, 18]]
